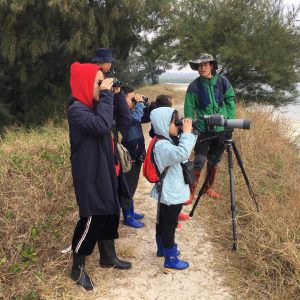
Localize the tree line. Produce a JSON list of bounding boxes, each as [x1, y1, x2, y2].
[[0, 0, 299, 128]]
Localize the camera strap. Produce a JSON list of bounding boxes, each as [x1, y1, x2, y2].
[[198, 132, 224, 143]]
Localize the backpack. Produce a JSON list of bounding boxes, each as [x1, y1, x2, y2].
[[143, 135, 169, 225], [143, 136, 166, 183], [116, 141, 132, 173]]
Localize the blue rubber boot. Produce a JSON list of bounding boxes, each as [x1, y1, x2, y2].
[[130, 201, 144, 220], [164, 244, 189, 270], [156, 236, 180, 257], [122, 209, 144, 228]]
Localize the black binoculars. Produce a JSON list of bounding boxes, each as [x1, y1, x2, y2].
[[174, 119, 197, 127]]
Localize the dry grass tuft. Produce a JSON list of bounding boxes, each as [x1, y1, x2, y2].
[[0, 124, 79, 299], [137, 84, 185, 105]]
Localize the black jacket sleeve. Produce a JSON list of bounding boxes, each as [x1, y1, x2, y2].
[[69, 90, 114, 136], [114, 91, 131, 130]]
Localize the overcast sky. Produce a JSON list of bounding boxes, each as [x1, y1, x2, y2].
[[285, 0, 299, 5]]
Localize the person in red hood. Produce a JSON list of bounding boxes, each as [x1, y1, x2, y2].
[[68, 62, 131, 291]]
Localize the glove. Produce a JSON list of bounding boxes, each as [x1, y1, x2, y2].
[[224, 128, 233, 139]]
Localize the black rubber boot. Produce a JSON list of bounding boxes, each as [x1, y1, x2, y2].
[[98, 239, 132, 269], [70, 253, 93, 291]]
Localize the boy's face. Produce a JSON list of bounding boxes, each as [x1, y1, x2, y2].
[[169, 121, 179, 137], [96, 62, 112, 73], [125, 92, 135, 110]]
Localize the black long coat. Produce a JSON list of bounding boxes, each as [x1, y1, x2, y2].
[[68, 90, 120, 217]]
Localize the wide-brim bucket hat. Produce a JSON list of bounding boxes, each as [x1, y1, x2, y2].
[[189, 53, 218, 71], [92, 48, 115, 63]]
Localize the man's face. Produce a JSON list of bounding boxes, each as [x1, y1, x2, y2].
[[125, 92, 135, 110], [96, 62, 112, 73], [197, 62, 213, 78]]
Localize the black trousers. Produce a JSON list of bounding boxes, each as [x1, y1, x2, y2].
[[72, 215, 119, 256], [156, 203, 182, 248], [118, 170, 132, 210], [125, 160, 142, 198], [194, 132, 226, 170]]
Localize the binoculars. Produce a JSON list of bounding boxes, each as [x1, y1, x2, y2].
[[174, 119, 197, 127]]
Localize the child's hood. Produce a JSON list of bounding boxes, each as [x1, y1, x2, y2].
[[150, 107, 175, 141], [70, 62, 101, 109]]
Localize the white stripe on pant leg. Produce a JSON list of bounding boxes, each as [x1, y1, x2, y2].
[[75, 216, 92, 254]]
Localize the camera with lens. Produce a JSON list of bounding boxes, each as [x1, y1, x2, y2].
[[141, 96, 149, 107], [112, 79, 122, 88]]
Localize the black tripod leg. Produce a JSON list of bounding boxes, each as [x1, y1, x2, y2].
[[189, 152, 221, 217], [227, 143, 238, 251], [189, 173, 209, 217], [232, 142, 259, 212]]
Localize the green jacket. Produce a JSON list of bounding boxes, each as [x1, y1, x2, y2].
[[184, 74, 236, 132]]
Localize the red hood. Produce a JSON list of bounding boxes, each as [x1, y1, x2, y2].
[[70, 62, 102, 109]]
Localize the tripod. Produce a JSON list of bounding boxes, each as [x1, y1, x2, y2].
[[189, 136, 259, 251]]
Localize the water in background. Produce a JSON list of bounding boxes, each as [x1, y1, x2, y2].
[[159, 73, 300, 122], [159, 72, 198, 84], [277, 83, 300, 121]]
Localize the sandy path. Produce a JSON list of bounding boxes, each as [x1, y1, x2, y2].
[[95, 182, 232, 300]]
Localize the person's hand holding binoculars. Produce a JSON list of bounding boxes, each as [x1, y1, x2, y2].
[[182, 118, 193, 133], [134, 93, 145, 103], [99, 78, 113, 91]]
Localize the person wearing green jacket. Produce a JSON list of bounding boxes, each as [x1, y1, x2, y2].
[[184, 53, 236, 203]]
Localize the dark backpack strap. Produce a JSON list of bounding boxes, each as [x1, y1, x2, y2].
[[216, 75, 227, 107]]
